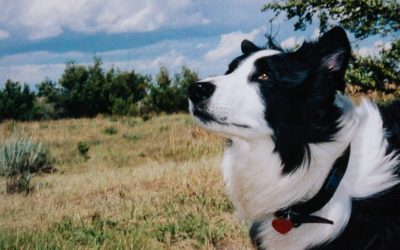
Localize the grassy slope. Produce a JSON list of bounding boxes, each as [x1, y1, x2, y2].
[[0, 114, 251, 249]]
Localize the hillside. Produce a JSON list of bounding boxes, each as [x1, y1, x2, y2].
[[0, 114, 251, 249]]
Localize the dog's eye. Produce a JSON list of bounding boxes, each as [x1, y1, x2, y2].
[[258, 73, 268, 81]]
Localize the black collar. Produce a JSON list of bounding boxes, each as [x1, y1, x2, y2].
[[251, 145, 351, 243], [275, 145, 351, 230]]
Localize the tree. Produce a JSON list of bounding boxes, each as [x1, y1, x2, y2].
[[59, 61, 89, 117], [347, 39, 400, 90], [0, 80, 35, 121], [35, 78, 64, 119], [0, 60, 199, 121], [85, 57, 107, 115], [59, 57, 107, 117], [173, 66, 199, 111], [262, 0, 400, 91], [104, 68, 150, 115], [147, 66, 199, 113]]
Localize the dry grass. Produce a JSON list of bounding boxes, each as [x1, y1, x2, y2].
[[346, 84, 400, 104], [0, 114, 222, 170], [0, 114, 252, 249]]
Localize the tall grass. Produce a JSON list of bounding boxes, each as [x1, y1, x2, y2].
[[0, 114, 251, 249]]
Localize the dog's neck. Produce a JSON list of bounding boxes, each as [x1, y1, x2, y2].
[[222, 96, 400, 249]]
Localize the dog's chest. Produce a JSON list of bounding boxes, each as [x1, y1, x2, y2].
[[222, 139, 288, 221], [221, 139, 353, 250]]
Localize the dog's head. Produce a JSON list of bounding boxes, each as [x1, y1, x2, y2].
[[188, 27, 351, 172]]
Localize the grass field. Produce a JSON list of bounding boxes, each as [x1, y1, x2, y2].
[[0, 114, 251, 249]]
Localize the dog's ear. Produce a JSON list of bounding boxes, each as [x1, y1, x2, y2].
[[316, 27, 351, 91], [296, 27, 351, 92], [241, 40, 259, 55], [318, 27, 351, 71]]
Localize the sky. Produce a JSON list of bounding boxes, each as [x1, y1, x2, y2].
[[0, 0, 391, 88]]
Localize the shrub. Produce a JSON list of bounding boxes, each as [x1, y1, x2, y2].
[[104, 127, 117, 135], [77, 141, 90, 159], [0, 136, 49, 194]]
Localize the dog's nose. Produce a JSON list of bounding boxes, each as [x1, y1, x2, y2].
[[188, 81, 216, 104]]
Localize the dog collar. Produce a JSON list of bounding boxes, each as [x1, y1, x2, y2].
[[271, 145, 351, 234]]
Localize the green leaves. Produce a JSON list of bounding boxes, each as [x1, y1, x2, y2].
[[146, 66, 199, 114], [262, 0, 400, 38], [0, 80, 35, 121], [262, 0, 400, 93], [1, 57, 199, 121]]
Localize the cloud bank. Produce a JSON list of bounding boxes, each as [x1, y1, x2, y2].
[[205, 27, 265, 61], [0, 0, 209, 40]]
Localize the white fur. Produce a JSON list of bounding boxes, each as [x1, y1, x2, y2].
[[221, 97, 399, 250], [189, 51, 400, 249], [190, 50, 280, 139]]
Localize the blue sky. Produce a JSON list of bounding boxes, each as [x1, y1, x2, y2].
[[0, 0, 390, 87]]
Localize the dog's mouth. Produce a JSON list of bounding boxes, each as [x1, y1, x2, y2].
[[193, 108, 217, 123], [193, 108, 251, 129]]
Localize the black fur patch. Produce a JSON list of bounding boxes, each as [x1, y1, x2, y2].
[[308, 181, 400, 249], [379, 99, 400, 154], [249, 27, 351, 174], [225, 40, 262, 75], [225, 54, 251, 75], [249, 221, 264, 250], [308, 100, 400, 250]]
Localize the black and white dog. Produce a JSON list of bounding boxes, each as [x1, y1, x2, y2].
[[188, 27, 400, 249]]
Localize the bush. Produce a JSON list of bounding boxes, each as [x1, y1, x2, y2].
[[0, 136, 50, 194], [77, 141, 90, 159], [104, 127, 118, 135]]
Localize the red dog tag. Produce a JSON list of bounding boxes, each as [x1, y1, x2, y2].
[[272, 218, 293, 234]]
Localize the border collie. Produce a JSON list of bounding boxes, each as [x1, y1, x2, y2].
[[188, 27, 400, 249]]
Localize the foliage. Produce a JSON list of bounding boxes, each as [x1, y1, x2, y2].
[[146, 66, 199, 113], [36, 78, 65, 119], [59, 58, 104, 117], [0, 80, 36, 121], [0, 136, 49, 194], [262, 0, 399, 37], [262, 0, 400, 92], [0, 57, 198, 121], [104, 127, 118, 135], [347, 39, 400, 90], [104, 68, 150, 116], [77, 141, 90, 159]]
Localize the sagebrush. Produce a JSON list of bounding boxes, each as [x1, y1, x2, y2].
[[0, 136, 49, 194]]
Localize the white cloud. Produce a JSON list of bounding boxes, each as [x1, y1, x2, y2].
[[311, 28, 321, 39], [374, 40, 392, 50], [355, 40, 392, 58], [0, 64, 65, 87], [0, 30, 9, 39], [205, 27, 264, 61], [280, 36, 304, 49], [106, 50, 190, 74], [0, 51, 88, 66], [196, 43, 209, 49], [0, 51, 191, 87], [0, 39, 201, 86], [0, 0, 209, 40]]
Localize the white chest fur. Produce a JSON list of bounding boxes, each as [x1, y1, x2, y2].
[[221, 99, 399, 250]]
